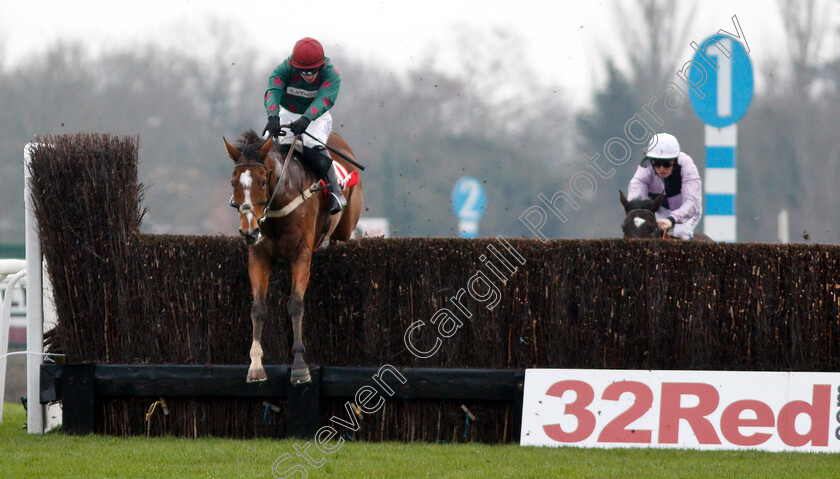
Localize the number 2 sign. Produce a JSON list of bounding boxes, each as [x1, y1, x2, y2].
[[451, 177, 486, 222]]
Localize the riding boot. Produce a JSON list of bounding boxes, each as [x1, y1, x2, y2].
[[323, 163, 347, 214], [302, 145, 347, 215]]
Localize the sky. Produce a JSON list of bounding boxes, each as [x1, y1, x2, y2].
[[0, 0, 826, 108]]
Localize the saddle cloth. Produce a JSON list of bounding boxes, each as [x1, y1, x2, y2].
[[322, 161, 358, 193]]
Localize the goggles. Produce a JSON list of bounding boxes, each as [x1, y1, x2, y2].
[[650, 158, 676, 168]]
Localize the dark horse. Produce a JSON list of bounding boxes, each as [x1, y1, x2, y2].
[[620, 190, 665, 238], [225, 130, 363, 383], [620, 190, 712, 241]]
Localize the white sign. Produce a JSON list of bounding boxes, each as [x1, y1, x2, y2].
[[352, 217, 390, 238], [521, 369, 840, 452]]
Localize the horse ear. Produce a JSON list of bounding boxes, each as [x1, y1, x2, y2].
[[619, 190, 631, 212], [224, 137, 240, 162], [258, 137, 273, 161], [650, 193, 665, 211]]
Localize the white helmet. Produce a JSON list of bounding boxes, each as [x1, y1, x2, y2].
[[645, 133, 680, 159]]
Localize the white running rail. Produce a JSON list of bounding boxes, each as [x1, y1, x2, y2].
[[0, 260, 26, 423]]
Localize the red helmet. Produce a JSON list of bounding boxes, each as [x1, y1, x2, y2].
[[290, 37, 325, 69]]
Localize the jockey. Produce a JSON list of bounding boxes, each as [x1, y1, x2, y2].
[[627, 133, 702, 240], [262, 37, 346, 215]]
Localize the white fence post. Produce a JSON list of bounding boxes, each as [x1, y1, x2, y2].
[[24, 143, 45, 434], [777, 209, 789, 244]]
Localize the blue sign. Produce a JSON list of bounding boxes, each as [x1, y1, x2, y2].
[[688, 34, 753, 127], [451, 177, 486, 222]]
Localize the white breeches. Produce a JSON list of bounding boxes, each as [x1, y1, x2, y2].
[[275, 107, 332, 150], [655, 208, 701, 240]]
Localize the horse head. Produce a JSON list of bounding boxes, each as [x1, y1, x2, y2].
[[620, 189, 664, 214], [620, 190, 665, 239], [225, 132, 275, 245]]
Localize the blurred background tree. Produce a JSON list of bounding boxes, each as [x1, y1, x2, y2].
[[2, 1, 840, 243]]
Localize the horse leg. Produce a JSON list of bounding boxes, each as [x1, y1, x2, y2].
[[288, 251, 313, 384], [247, 251, 270, 382]]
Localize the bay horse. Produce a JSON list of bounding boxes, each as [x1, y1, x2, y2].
[[225, 129, 363, 384], [620, 190, 713, 241]]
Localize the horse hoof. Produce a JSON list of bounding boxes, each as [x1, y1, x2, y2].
[[247, 368, 267, 382], [290, 368, 311, 384]]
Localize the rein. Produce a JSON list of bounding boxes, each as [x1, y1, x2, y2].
[[229, 135, 325, 227], [263, 137, 298, 216], [229, 138, 296, 223], [260, 136, 322, 221]]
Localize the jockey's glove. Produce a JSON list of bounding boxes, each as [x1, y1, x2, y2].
[[289, 116, 311, 136], [263, 116, 281, 137], [657, 217, 675, 231]]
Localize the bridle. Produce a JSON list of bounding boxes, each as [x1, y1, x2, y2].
[[229, 161, 273, 224], [229, 137, 311, 227], [625, 208, 665, 239]]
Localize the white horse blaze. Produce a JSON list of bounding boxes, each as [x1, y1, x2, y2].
[[239, 171, 257, 229], [634, 217, 647, 228], [240, 170, 253, 199]]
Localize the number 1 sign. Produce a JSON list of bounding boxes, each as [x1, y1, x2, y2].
[[684, 33, 753, 242], [688, 34, 753, 128]]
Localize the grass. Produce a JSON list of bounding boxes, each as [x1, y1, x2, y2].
[[2, 404, 838, 478]]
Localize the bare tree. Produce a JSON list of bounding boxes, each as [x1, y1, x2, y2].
[[0, 25, 574, 240], [778, 0, 829, 94], [608, 0, 698, 99], [734, 0, 840, 242]]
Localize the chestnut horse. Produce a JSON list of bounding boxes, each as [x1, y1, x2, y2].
[[620, 190, 712, 241], [225, 129, 363, 383]]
